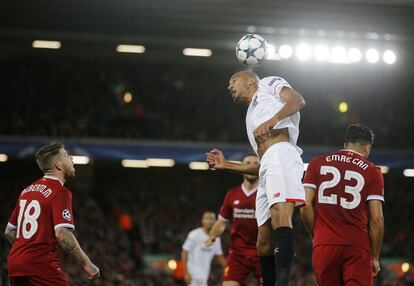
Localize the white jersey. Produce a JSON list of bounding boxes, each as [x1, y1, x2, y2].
[[182, 227, 223, 284], [245, 76, 302, 156]]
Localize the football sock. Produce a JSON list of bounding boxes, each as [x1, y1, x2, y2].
[[273, 227, 294, 286], [259, 255, 276, 286]]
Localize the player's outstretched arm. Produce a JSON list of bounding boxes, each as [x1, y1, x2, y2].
[[4, 225, 17, 245], [55, 227, 100, 279], [368, 200, 384, 277], [205, 219, 226, 247], [205, 149, 259, 176], [300, 188, 316, 238]]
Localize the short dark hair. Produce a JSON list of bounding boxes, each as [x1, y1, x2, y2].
[[242, 152, 258, 161], [35, 142, 64, 172], [344, 124, 374, 145]]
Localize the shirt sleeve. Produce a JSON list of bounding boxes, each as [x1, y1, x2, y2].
[[182, 232, 194, 252], [366, 167, 385, 202], [303, 159, 319, 190], [52, 188, 75, 230], [218, 191, 232, 221], [8, 200, 19, 229], [214, 237, 223, 255], [263, 76, 292, 99]]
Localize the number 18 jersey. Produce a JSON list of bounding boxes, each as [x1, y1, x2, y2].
[[303, 150, 384, 252], [7, 176, 75, 277]]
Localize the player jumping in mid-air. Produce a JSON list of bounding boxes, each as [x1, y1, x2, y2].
[[206, 70, 306, 286], [301, 124, 384, 286], [182, 211, 226, 286], [4, 142, 99, 286], [205, 153, 261, 286]]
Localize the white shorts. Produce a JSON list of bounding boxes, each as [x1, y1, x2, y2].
[[256, 142, 306, 226], [188, 277, 207, 286]]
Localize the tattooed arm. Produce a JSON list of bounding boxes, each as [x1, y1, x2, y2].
[[4, 224, 17, 245], [55, 227, 100, 279]]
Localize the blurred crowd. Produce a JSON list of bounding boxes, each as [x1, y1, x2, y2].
[[1, 55, 414, 148], [0, 161, 413, 286]]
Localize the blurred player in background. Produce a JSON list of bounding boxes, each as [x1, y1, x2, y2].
[[205, 153, 261, 286], [181, 211, 226, 286], [301, 124, 384, 286], [4, 142, 99, 286], [207, 70, 305, 286]]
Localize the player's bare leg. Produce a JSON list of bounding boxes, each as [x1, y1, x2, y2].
[[223, 281, 240, 286], [257, 220, 276, 286], [270, 202, 295, 286]]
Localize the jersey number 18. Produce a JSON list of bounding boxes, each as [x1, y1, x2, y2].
[[16, 199, 41, 239]]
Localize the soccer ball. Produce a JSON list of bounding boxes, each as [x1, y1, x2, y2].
[[236, 34, 268, 66]]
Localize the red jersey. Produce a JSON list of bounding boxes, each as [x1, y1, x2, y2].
[[303, 150, 384, 252], [7, 176, 75, 277], [219, 184, 258, 256]]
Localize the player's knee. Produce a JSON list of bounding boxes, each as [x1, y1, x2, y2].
[[270, 203, 294, 228], [256, 236, 273, 256]]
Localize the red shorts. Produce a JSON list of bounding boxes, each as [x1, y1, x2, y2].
[[312, 245, 373, 286], [223, 250, 261, 286], [10, 275, 69, 286]]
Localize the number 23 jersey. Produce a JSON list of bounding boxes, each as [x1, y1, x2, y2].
[[7, 176, 75, 277], [303, 150, 384, 252]]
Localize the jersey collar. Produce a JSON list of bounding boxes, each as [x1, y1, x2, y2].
[[241, 183, 258, 197], [340, 149, 365, 157], [43, 175, 64, 186]]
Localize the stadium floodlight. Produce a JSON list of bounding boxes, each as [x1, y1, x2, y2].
[[183, 48, 212, 57], [32, 40, 61, 49], [338, 101, 348, 113], [347, 48, 362, 63], [266, 44, 281, 61], [189, 162, 210, 170], [314, 45, 329, 62], [146, 158, 175, 167], [71, 156, 90, 165], [116, 44, 146, 54], [168, 260, 177, 270], [401, 262, 410, 273], [330, 46, 347, 63], [121, 159, 149, 168], [0, 154, 8, 162], [278, 45, 293, 59], [403, 169, 414, 177], [365, 49, 380, 63], [378, 165, 389, 174], [296, 44, 311, 60], [123, 92, 133, 103], [383, 50, 396, 64]]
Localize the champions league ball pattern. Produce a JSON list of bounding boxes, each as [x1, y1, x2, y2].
[[236, 34, 268, 66]]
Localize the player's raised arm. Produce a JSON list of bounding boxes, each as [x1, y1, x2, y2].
[[254, 86, 305, 138], [205, 149, 259, 176], [276, 87, 306, 122], [300, 187, 316, 238], [368, 200, 384, 277], [55, 227, 100, 279]]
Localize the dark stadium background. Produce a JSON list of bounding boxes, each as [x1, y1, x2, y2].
[[1, 0, 414, 285]]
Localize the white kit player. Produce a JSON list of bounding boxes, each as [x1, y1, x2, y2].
[[206, 70, 306, 286], [181, 211, 226, 286]]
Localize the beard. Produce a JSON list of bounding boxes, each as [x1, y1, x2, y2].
[[64, 166, 76, 180], [244, 176, 259, 184]]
